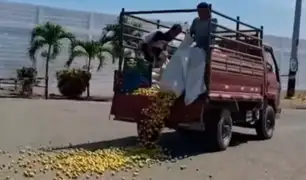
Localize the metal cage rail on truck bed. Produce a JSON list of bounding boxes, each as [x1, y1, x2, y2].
[[115, 4, 265, 98]]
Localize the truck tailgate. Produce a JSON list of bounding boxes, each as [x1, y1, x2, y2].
[[111, 92, 204, 127], [111, 93, 151, 122]]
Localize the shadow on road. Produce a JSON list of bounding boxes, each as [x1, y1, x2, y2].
[[50, 131, 262, 158]]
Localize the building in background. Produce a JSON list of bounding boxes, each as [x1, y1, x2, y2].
[[0, 1, 306, 96]]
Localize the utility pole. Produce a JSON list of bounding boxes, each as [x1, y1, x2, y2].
[[286, 0, 303, 98]]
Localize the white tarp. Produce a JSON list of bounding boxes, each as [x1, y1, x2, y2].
[[159, 34, 207, 105]]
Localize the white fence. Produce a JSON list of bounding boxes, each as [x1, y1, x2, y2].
[[0, 2, 122, 96]]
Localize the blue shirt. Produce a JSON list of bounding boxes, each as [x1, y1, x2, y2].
[[189, 18, 218, 50]]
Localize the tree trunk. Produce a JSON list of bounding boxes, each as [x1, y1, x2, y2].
[[86, 58, 91, 98], [44, 45, 51, 99]]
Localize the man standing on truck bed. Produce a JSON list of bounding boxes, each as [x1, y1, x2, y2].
[[141, 24, 182, 67], [190, 2, 218, 51]]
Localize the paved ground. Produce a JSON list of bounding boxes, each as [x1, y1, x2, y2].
[[0, 99, 305, 180]]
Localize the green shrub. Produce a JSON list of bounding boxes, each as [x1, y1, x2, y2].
[[17, 67, 37, 81], [16, 67, 37, 95], [56, 68, 91, 98]]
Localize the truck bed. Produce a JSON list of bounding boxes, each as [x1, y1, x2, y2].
[[111, 45, 264, 125], [110, 7, 266, 126]]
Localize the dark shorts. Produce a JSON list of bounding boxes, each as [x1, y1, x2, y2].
[[141, 44, 163, 68]]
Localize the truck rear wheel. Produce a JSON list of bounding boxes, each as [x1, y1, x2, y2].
[[206, 109, 233, 151], [255, 105, 275, 140]]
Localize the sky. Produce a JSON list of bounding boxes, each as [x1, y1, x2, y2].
[[4, 0, 306, 38]]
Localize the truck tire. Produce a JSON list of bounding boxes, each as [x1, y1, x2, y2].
[[255, 105, 275, 140], [206, 109, 233, 151]]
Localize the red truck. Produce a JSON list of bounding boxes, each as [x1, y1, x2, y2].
[[110, 6, 281, 151]]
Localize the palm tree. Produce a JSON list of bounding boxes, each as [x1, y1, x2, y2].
[[66, 40, 113, 97], [100, 17, 143, 63], [28, 22, 75, 99]]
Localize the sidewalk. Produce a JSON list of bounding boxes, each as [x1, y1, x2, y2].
[[280, 99, 306, 109]]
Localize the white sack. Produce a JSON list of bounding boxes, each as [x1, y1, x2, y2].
[[159, 33, 207, 105], [159, 34, 193, 96], [152, 58, 170, 87], [184, 47, 207, 105]]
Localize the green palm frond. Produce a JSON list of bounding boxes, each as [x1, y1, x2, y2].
[[66, 40, 88, 67], [41, 51, 48, 58], [50, 42, 61, 60], [66, 49, 88, 67], [100, 17, 144, 60], [99, 46, 115, 63], [30, 24, 47, 43], [67, 40, 112, 71], [58, 31, 75, 41], [79, 40, 99, 60], [29, 21, 75, 62], [97, 54, 106, 71], [100, 24, 118, 44], [28, 39, 46, 62]]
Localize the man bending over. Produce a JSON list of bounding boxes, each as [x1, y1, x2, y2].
[[141, 24, 182, 67]]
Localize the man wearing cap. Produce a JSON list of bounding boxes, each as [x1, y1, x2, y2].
[[189, 2, 218, 51]]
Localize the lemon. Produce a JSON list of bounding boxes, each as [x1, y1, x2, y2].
[[133, 87, 176, 148]]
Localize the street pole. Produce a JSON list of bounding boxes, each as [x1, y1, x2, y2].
[[286, 0, 303, 98]]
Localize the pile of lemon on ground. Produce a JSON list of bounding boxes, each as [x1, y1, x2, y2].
[[132, 87, 177, 148], [0, 146, 170, 179], [0, 87, 177, 180]]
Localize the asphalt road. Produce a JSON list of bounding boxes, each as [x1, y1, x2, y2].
[[0, 99, 305, 180]]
